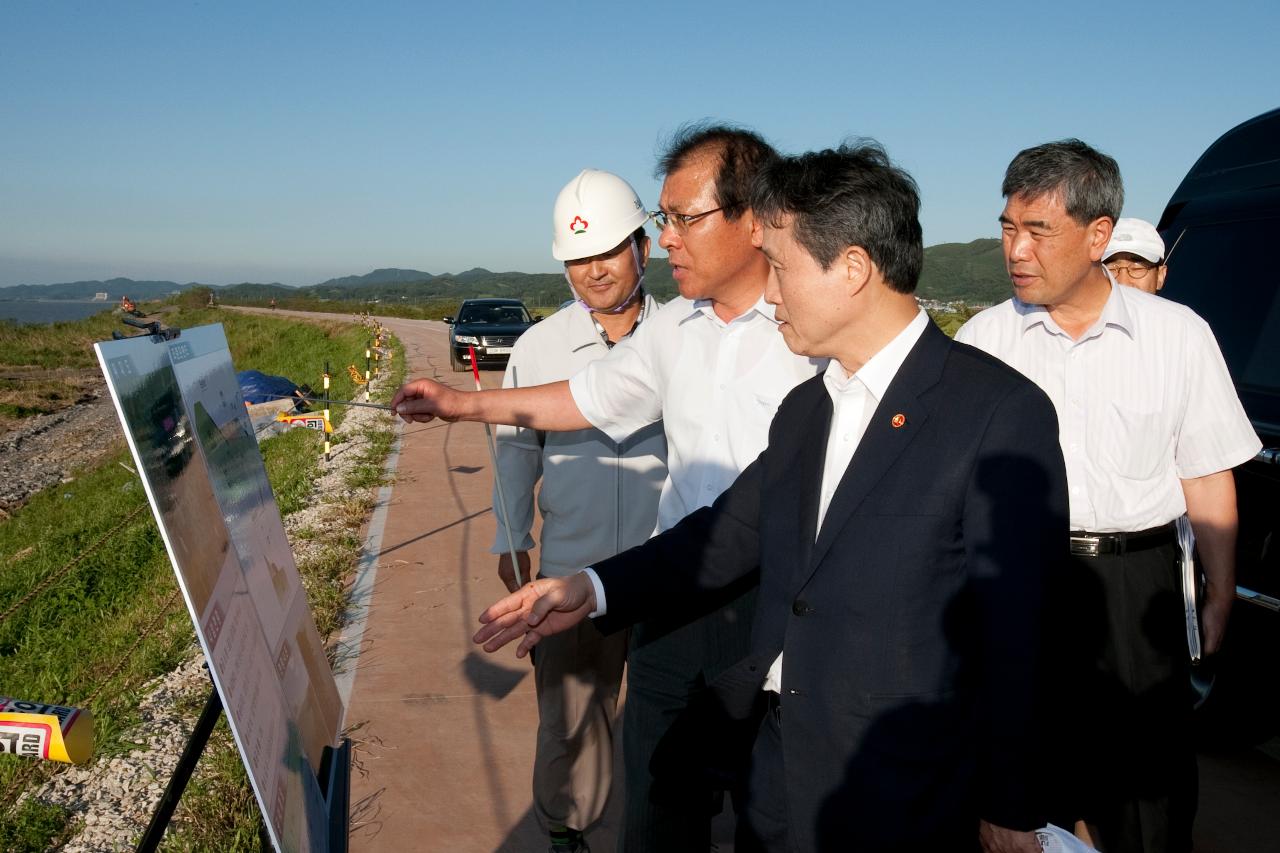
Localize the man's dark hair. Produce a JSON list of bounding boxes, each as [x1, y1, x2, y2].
[[1002, 139, 1124, 225], [749, 140, 924, 294], [655, 121, 778, 222]]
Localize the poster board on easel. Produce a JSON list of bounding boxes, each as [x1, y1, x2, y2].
[[96, 324, 344, 852]]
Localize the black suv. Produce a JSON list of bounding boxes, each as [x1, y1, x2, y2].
[[1157, 107, 1280, 743], [442, 298, 535, 372]]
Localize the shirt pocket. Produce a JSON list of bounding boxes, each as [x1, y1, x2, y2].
[[1092, 403, 1169, 480]]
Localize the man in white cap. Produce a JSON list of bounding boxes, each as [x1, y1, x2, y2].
[[1103, 217, 1167, 293], [492, 169, 668, 853]]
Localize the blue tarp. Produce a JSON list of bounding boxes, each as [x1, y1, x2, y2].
[[237, 370, 301, 405]]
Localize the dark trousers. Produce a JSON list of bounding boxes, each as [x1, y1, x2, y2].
[[735, 700, 980, 853], [737, 702, 788, 853], [619, 585, 756, 852], [1073, 541, 1197, 853]]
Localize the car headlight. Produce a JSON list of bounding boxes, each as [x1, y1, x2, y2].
[[454, 334, 479, 345]]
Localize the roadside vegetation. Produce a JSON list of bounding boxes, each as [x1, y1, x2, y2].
[[0, 295, 405, 850]]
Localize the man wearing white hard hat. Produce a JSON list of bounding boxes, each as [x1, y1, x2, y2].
[[1104, 217, 1167, 293], [492, 169, 668, 853]]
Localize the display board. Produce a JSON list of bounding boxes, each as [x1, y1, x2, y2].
[[96, 325, 343, 852]]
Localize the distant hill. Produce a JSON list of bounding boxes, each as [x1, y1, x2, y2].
[[3, 243, 1009, 307], [0, 278, 198, 301], [917, 238, 1008, 304], [316, 268, 436, 288]]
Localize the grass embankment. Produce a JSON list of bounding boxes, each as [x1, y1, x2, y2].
[[0, 298, 404, 850]]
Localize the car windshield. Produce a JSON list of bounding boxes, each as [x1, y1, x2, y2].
[[457, 305, 530, 325]]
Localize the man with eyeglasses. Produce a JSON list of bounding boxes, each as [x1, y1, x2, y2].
[[393, 124, 823, 851], [956, 140, 1260, 853], [1103, 218, 1167, 293]]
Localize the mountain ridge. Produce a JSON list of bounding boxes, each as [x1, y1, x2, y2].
[[2, 239, 1011, 306]]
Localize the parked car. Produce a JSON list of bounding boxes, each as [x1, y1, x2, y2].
[[1157, 107, 1280, 744], [442, 298, 536, 372]]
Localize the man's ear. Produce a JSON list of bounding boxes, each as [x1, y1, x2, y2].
[[638, 234, 651, 266], [749, 212, 764, 249], [1087, 217, 1115, 262], [844, 245, 873, 296], [1155, 264, 1167, 292]]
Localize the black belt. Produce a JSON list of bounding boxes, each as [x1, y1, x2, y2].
[[1068, 522, 1177, 557]]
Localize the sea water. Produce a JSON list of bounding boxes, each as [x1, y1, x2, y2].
[[0, 301, 116, 325]]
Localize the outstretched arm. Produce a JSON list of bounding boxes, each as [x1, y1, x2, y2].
[[391, 378, 593, 431]]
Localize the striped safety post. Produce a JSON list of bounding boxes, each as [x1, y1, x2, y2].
[[322, 362, 331, 462]]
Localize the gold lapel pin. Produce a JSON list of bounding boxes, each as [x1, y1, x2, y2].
[[890, 413, 906, 429]]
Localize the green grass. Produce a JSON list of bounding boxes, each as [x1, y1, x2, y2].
[[0, 798, 72, 852], [0, 307, 406, 849]]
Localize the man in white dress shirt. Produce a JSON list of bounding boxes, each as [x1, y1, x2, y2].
[[493, 168, 668, 853], [394, 124, 823, 851], [955, 139, 1261, 853]]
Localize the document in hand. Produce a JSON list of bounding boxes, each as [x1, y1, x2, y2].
[[1176, 515, 1202, 662], [1035, 824, 1099, 853]]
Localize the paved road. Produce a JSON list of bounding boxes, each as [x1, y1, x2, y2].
[[340, 313, 613, 851], [236, 306, 1280, 850]]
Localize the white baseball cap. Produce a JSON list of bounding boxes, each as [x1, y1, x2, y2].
[[1105, 217, 1165, 264]]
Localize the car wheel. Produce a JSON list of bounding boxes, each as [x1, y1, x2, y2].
[[450, 348, 465, 372]]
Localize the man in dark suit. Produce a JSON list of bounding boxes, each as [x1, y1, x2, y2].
[[475, 143, 1069, 852]]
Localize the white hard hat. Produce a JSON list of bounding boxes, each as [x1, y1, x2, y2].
[[551, 169, 649, 261]]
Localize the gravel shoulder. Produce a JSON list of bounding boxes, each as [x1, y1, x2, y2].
[[0, 385, 124, 517]]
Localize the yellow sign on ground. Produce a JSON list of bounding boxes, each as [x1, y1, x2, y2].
[[275, 411, 332, 434], [0, 697, 94, 764]]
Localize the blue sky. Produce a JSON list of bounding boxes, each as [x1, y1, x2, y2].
[[1, 1, 1276, 287]]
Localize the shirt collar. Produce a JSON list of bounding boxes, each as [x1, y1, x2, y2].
[[682, 293, 776, 327], [823, 309, 929, 401], [1015, 267, 1135, 340]]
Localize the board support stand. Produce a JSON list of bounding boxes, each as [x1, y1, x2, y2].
[[134, 668, 351, 852], [135, 672, 223, 853]]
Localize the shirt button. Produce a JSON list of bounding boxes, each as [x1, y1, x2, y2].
[[1070, 443, 1080, 454], [843, 433, 851, 442], [713, 434, 720, 443], [706, 484, 714, 491]]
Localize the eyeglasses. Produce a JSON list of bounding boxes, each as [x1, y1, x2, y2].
[[651, 206, 729, 233], [1105, 261, 1160, 280]]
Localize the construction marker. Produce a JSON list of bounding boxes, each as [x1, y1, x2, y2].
[[0, 697, 94, 764], [470, 346, 524, 588]]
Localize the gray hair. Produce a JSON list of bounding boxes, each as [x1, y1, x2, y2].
[[1002, 139, 1124, 225]]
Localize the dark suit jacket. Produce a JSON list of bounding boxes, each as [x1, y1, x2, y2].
[[594, 322, 1069, 851]]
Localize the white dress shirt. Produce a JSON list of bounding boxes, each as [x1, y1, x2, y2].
[[956, 275, 1260, 532], [570, 294, 825, 534], [491, 296, 667, 577], [762, 309, 930, 693]]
